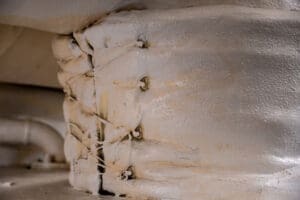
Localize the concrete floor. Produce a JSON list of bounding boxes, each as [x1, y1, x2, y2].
[[0, 167, 114, 200]]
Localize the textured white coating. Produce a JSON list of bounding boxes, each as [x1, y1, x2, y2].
[[53, 5, 300, 199]]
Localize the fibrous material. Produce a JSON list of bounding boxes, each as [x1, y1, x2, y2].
[[53, 5, 300, 199]]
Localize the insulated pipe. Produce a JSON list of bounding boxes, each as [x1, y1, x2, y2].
[[0, 0, 298, 34], [53, 5, 300, 198], [0, 118, 65, 162]]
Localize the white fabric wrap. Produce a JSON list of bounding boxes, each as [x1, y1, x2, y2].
[[53, 6, 300, 199]]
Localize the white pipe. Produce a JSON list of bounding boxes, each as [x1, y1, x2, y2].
[[0, 118, 65, 162], [1, 0, 298, 34]]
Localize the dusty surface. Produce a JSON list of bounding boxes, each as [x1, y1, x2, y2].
[[0, 167, 113, 200]]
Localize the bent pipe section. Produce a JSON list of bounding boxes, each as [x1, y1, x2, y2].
[[0, 118, 65, 162]]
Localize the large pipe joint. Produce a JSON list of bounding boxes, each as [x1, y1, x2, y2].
[[0, 118, 65, 163]]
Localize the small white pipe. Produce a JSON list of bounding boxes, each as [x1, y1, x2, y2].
[[0, 118, 65, 162]]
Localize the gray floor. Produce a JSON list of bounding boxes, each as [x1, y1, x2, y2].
[[0, 167, 114, 200]]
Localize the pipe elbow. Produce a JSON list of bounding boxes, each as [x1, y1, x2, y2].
[[0, 118, 65, 163]]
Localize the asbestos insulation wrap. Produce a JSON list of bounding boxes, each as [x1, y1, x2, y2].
[[53, 6, 300, 199]]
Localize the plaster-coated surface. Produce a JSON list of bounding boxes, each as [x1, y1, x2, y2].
[[53, 5, 300, 200]]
